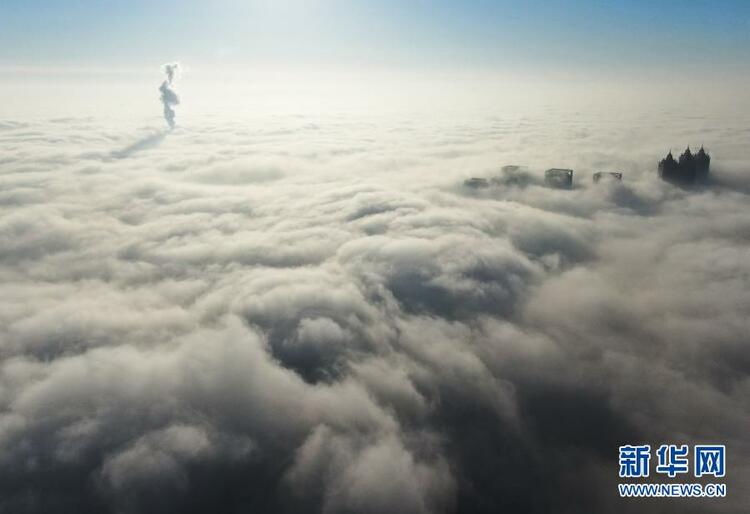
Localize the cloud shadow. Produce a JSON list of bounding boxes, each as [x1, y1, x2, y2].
[[110, 130, 168, 159]]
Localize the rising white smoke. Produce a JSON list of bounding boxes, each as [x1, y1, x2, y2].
[[159, 62, 180, 129]]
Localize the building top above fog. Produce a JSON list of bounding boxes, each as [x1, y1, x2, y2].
[[659, 146, 710, 185]]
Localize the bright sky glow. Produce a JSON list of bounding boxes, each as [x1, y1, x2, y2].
[[1, 1, 749, 118], [2, 1, 748, 72]]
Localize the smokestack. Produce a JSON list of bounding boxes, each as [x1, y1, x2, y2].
[[159, 63, 180, 129]]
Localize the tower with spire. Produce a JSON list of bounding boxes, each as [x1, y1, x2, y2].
[[658, 150, 679, 182], [658, 146, 709, 185], [695, 146, 710, 180]]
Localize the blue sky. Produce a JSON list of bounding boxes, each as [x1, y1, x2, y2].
[[1, 0, 748, 76]]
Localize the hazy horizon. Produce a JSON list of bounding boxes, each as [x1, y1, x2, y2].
[[3, 0, 750, 119]]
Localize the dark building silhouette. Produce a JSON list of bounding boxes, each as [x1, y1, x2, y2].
[[545, 168, 573, 189], [658, 146, 710, 185], [492, 165, 534, 187], [593, 171, 622, 183], [464, 177, 490, 189], [695, 146, 710, 180]]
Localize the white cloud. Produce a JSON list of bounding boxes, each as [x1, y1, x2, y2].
[[0, 110, 748, 513]]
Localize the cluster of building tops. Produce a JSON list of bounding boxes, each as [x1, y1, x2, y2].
[[658, 147, 710, 185], [463, 166, 621, 190], [463, 147, 710, 190]]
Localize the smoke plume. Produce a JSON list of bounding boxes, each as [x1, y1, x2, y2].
[[159, 63, 180, 129]]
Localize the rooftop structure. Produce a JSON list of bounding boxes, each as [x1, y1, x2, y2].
[[492, 165, 533, 187], [545, 168, 574, 189], [593, 171, 622, 183], [464, 177, 490, 189], [658, 146, 710, 185]]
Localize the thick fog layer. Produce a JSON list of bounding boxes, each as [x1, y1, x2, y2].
[[0, 110, 748, 514]]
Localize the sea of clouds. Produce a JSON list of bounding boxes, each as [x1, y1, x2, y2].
[[0, 107, 748, 514]]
